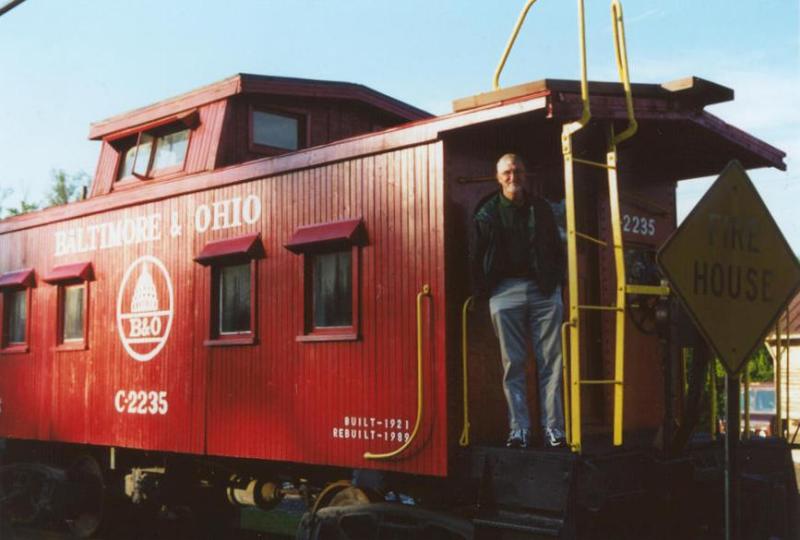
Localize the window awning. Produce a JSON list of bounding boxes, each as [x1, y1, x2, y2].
[[194, 233, 264, 266], [43, 262, 94, 284], [284, 218, 367, 254], [0, 268, 35, 289]]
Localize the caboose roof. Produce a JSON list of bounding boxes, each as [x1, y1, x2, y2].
[[1, 75, 786, 234], [88, 73, 432, 140]]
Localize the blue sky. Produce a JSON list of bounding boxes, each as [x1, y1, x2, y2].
[[0, 0, 797, 249]]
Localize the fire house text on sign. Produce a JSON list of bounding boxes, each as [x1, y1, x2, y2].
[[658, 161, 800, 374]]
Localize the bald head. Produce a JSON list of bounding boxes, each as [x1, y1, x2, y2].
[[496, 153, 526, 173], [496, 153, 527, 202]]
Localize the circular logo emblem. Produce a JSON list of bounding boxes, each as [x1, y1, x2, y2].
[[116, 256, 174, 362]]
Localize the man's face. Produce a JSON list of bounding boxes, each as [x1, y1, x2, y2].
[[496, 158, 526, 199]]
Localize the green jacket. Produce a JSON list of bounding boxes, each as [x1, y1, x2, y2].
[[470, 192, 565, 298]]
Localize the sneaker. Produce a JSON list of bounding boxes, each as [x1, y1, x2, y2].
[[506, 429, 531, 449], [544, 427, 567, 448]]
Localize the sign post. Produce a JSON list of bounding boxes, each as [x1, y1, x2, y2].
[[658, 160, 800, 540]]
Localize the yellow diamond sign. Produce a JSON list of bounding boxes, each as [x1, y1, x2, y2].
[[658, 161, 800, 375]]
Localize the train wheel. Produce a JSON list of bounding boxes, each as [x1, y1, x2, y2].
[[64, 455, 105, 538], [311, 480, 380, 513]]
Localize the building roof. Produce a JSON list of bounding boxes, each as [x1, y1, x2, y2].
[[88, 73, 432, 140], [768, 292, 800, 339]]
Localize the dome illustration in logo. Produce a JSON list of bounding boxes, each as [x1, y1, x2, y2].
[[131, 263, 159, 313], [116, 256, 174, 362]]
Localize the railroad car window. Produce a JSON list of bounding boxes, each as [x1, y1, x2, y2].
[[44, 262, 93, 349], [152, 128, 190, 171], [219, 263, 251, 334], [0, 268, 34, 353], [117, 126, 190, 181], [251, 109, 302, 152], [312, 250, 352, 327], [194, 233, 263, 346], [285, 218, 366, 342], [3, 289, 26, 344], [62, 284, 85, 341]]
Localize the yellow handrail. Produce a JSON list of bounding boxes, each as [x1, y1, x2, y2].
[[364, 285, 432, 460], [459, 296, 474, 447], [605, 134, 626, 446], [562, 0, 591, 138], [561, 321, 573, 446], [610, 0, 638, 145], [493, 0, 540, 90]]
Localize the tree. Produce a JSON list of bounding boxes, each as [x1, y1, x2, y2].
[[1, 169, 90, 219], [0, 187, 11, 217], [5, 196, 40, 217], [45, 169, 90, 207]]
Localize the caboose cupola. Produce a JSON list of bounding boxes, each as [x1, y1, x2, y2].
[[87, 73, 430, 198]]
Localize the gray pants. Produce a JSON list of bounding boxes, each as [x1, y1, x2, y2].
[[489, 278, 565, 432]]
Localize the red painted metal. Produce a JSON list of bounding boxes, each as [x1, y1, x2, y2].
[[0, 268, 35, 288], [284, 218, 366, 253], [0, 74, 786, 481], [43, 261, 93, 283], [194, 233, 263, 265]]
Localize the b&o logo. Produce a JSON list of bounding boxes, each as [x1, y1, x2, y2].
[[116, 255, 174, 362]]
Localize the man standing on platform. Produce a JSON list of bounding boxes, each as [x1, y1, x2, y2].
[[470, 153, 566, 448]]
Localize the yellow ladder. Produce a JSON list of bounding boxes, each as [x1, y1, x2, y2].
[[492, 0, 668, 453], [560, 0, 637, 453]]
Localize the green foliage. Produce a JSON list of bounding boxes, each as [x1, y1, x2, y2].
[[0, 187, 11, 217], [5, 197, 40, 216], [695, 344, 774, 434], [1, 169, 89, 219], [45, 169, 90, 207]]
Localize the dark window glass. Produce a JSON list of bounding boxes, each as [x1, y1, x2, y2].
[[219, 263, 251, 334], [253, 111, 299, 150], [312, 251, 352, 327], [152, 128, 189, 171], [3, 290, 26, 344], [63, 285, 85, 341]]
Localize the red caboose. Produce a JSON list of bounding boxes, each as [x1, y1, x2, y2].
[[0, 72, 793, 538]]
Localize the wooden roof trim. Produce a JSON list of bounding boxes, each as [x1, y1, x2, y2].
[[43, 261, 94, 283], [453, 76, 734, 112], [284, 218, 367, 254], [89, 74, 430, 140], [239, 76, 431, 121], [0, 268, 35, 289], [103, 110, 200, 142], [89, 76, 240, 140], [194, 233, 264, 266], [689, 111, 787, 171]]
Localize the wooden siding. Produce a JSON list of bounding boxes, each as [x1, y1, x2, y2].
[[0, 143, 447, 476]]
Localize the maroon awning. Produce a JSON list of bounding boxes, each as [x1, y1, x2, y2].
[[44, 261, 94, 283], [284, 218, 366, 254], [0, 268, 35, 289], [194, 233, 264, 266]]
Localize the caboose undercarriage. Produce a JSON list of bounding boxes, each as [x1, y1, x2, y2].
[[2, 434, 797, 539]]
